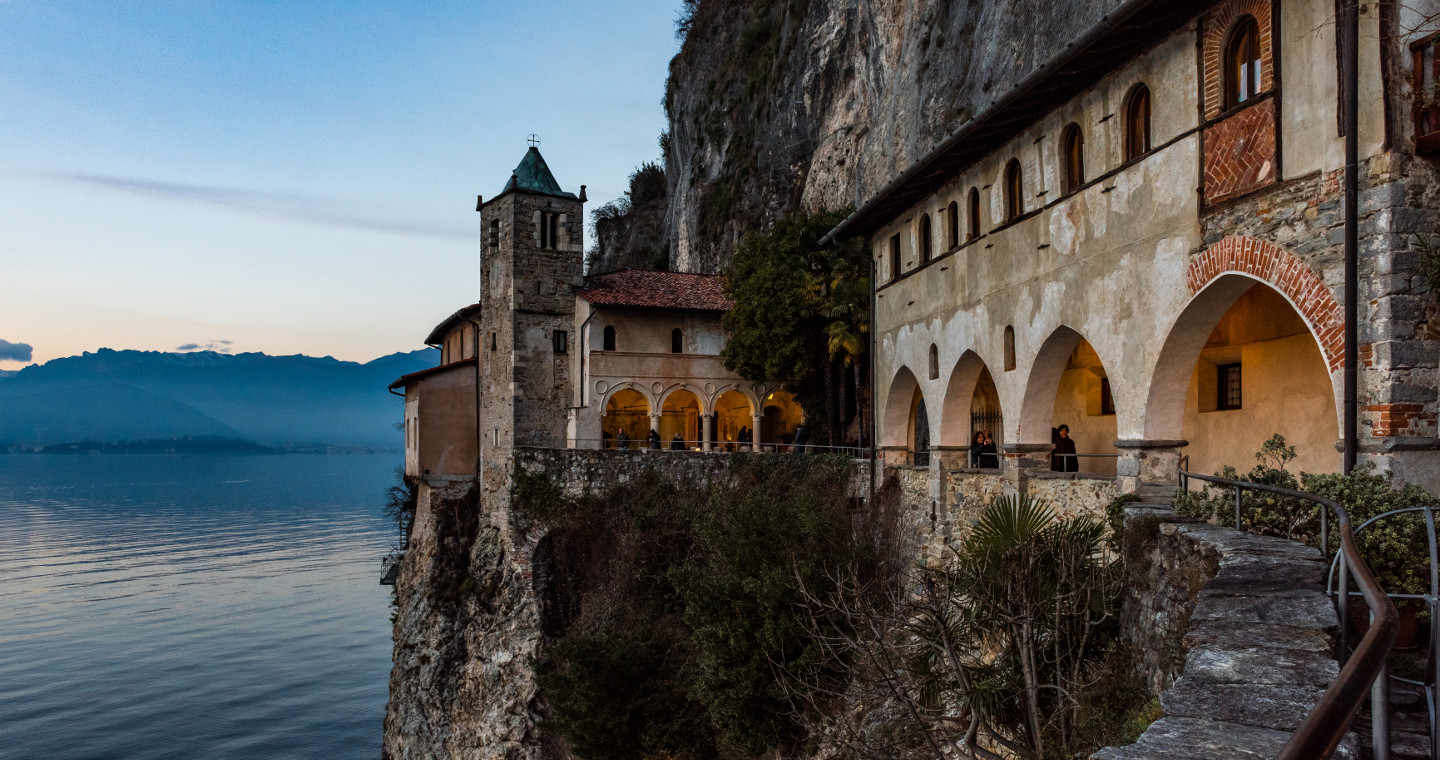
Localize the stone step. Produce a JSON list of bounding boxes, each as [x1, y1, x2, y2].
[[1180, 643, 1339, 688], [1091, 716, 1358, 760], [1160, 680, 1327, 731]]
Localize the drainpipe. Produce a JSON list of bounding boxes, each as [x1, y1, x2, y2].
[[869, 252, 877, 505], [1342, 0, 1359, 475]]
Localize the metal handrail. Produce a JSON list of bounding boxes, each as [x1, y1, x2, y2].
[[549, 438, 871, 457], [1179, 465, 1398, 760]]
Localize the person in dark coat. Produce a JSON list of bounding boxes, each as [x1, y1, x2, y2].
[[1051, 424, 1078, 472], [647, 429, 661, 450], [792, 424, 808, 453], [670, 434, 685, 450], [979, 434, 1002, 469], [738, 427, 751, 446], [616, 430, 630, 450], [970, 431, 987, 467]]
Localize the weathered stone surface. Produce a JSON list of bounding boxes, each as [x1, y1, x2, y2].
[[1094, 717, 1359, 760], [1182, 644, 1339, 688], [1183, 621, 1334, 652], [1160, 680, 1328, 731], [1189, 588, 1338, 630]]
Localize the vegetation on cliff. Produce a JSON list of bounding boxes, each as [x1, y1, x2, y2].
[[589, 158, 670, 274], [719, 208, 869, 448], [519, 454, 871, 760]]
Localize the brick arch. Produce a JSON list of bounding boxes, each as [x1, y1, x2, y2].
[[1202, 0, 1274, 118], [1185, 236, 1344, 371]]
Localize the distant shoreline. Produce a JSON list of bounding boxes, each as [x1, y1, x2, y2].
[[2, 438, 399, 455]]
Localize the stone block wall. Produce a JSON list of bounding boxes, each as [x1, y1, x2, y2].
[[1026, 473, 1118, 521], [514, 446, 735, 500]]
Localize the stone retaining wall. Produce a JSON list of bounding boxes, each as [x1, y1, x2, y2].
[[1097, 506, 1355, 759]]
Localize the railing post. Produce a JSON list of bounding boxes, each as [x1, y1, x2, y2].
[[1372, 620, 1392, 760], [1235, 485, 1243, 530]]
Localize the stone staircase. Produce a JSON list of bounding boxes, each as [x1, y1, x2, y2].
[[1093, 487, 1359, 760]]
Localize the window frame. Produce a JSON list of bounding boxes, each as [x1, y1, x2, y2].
[[1224, 16, 1263, 111], [1124, 84, 1152, 162], [1217, 362, 1243, 410], [553, 329, 568, 354], [889, 234, 902, 281], [1061, 122, 1085, 195], [1003, 159, 1024, 222], [602, 325, 617, 352], [919, 214, 932, 263], [967, 188, 981, 240], [946, 200, 960, 249], [670, 328, 683, 354]]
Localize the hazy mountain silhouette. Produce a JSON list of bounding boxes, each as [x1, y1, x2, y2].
[[0, 348, 437, 450]]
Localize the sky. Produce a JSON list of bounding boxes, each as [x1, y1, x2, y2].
[[0, 0, 684, 369]]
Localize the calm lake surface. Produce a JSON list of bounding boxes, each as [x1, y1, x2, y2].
[[0, 454, 398, 760]]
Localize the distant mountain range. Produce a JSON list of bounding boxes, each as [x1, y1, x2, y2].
[[0, 348, 437, 452]]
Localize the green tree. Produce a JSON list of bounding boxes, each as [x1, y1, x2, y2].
[[720, 208, 869, 446]]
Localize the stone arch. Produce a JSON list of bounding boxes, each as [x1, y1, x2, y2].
[[1015, 326, 1118, 445], [1184, 236, 1344, 372], [599, 381, 656, 413], [881, 365, 925, 448], [708, 383, 760, 413], [659, 383, 710, 415], [939, 350, 1000, 447], [1145, 272, 1343, 446]]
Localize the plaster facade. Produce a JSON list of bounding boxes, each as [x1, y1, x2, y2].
[[858, 0, 1440, 493]]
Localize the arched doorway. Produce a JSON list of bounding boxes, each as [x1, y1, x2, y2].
[[1149, 278, 1339, 476], [660, 389, 701, 449], [713, 390, 753, 451], [940, 350, 1004, 468], [882, 366, 927, 465], [602, 388, 650, 449], [1018, 327, 1117, 475], [911, 390, 931, 466], [759, 389, 804, 449]]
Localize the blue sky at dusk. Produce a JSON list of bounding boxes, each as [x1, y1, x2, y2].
[[0, 0, 682, 367]]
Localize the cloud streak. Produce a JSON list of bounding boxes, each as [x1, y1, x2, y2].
[[0, 340, 34, 362], [51, 172, 472, 241], [176, 340, 234, 353]]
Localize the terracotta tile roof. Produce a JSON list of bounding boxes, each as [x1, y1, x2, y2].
[[388, 357, 476, 390], [578, 269, 731, 312]]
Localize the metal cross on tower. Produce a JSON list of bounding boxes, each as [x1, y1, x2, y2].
[[527, 134, 541, 148]]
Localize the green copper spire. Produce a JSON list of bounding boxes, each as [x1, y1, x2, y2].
[[499, 146, 577, 200]]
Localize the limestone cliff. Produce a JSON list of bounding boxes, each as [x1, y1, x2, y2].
[[663, 0, 1126, 273]]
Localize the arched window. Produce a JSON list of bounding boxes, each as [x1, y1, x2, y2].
[[889, 234, 902, 281], [1124, 84, 1151, 161], [919, 214, 932, 263], [928, 344, 939, 380], [671, 328, 683, 353], [1003, 326, 1016, 371], [946, 201, 960, 248], [1062, 123, 1085, 194], [1004, 159, 1024, 222], [967, 188, 981, 239], [1225, 16, 1262, 110], [603, 325, 616, 351]]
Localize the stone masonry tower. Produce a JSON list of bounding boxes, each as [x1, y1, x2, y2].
[[476, 146, 584, 502]]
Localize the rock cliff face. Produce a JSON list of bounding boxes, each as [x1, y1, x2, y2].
[[663, 0, 1125, 273]]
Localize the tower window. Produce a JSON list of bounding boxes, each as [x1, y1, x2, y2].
[[1225, 16, 1262, 110], [489, 219, 500, 251], [1217, 363, 1242, 410], [1004, 159, 1024, 222], [671, 328, 683, 354], [889, 234, 902, 281], [1124, 84, 1151, 161], [967, 188, 981, 240], [490, 332, 497, 351], [553, 330, 568, 354], [946, 200, 960, 249], [602, 325, 616, 351], [538, 212, 560, 250], [1062, 123, 1085, 194], [919, 214, 932, 263]]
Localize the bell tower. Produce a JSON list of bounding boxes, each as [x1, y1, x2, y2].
[[476, 144, 585, 496]]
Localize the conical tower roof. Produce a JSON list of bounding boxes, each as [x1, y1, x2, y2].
[[499, 146, 577, 200]]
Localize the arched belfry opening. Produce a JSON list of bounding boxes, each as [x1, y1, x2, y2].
[[1147, 276, 1340, 476], [1018, 327, 1117, 475]]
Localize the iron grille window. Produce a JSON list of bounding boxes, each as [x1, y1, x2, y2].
[[1100, 377, 1115, 415], [553, 330, 567, 354], [1218, 363, 1242, 410]]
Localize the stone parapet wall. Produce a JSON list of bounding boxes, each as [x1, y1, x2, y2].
[[1099, 506, 1354, 759], [1026, 473, 1117, 521], [514, 447, 736, 500]]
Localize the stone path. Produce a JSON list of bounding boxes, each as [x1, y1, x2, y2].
[[1093, 493, 1358, 760]]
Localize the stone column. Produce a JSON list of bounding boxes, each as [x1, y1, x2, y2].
[[1114, 439, 1188, 496], [701, 413, 714, 452], [649, 413, 661, 433], [750, 413, 762, 452], [1000, 443, 1053, 499]]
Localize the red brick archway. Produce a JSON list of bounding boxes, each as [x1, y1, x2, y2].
[[1185, 235, 1344, 371]]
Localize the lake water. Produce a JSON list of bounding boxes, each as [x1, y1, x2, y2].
[[0, 454, 399, 760]]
